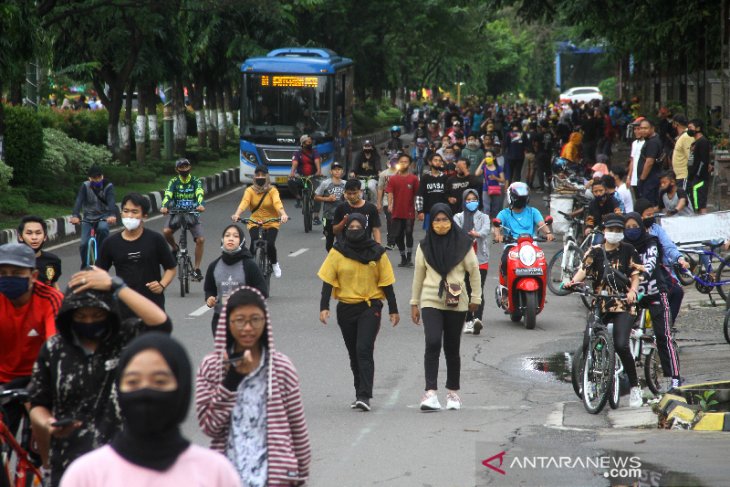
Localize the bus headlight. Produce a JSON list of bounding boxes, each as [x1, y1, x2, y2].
[[242, 151, 258, 163]]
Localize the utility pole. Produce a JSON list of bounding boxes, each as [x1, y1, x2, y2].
[[163, 84, 173, 160]]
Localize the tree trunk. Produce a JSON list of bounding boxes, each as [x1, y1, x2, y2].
[[0, 79, 5, 164], [135, 86, 147, 165], [191, 82, 207, 148], [119, 84, 134, 165], [224, 82, 235, 137], [9, 77, 23, 105], [217, 85, 226, 148], [207, 83, 219, 152], [147, 83, 160, 159], [172, 79, 187, 155]]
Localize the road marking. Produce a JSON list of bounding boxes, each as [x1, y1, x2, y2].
[[289, 248, 309, 257], [543, 401, 591, 432], [189, 305, 211, 317]]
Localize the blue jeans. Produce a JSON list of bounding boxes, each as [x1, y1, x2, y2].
[[80, 220, 109, 267]]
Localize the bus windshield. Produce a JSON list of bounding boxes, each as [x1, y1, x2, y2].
[[242, 73, 332, 140]]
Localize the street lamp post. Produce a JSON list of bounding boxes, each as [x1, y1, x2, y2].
[[456, 81, 465, 106]]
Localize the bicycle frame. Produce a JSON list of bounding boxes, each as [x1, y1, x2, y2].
[[0, 389, 43, 487], [677, 245, 730, 288], [81, 218, 103, 267]]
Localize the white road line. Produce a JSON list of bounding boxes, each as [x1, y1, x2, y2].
[[189, 305, 211, 317], [288, 248, 309, 257]]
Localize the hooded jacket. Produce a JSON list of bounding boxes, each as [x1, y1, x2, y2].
[[195, 287, 311, 485], [561, 132, 583, 163], [29, 289, 172, 487], [453, 189, 490, 265]]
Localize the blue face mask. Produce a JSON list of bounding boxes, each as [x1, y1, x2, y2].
[[465, 201, 479, 212], [624, 228, 642, 241], [0, 276, 30, 300], [91, 180, 103, 189]]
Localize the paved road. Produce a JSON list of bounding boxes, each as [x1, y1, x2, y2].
[[48, 185, 730, 486]]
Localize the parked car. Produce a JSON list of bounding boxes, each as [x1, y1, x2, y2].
[[559, 86, 603, 104]]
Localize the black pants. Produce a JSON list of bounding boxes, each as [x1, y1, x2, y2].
[[584, 312, 638, 387], [645, 292, 680, 378], [507, 157, 524, 183], [536, 152, 551, 191], [249, 227, 279, 264], [466, 268, 488, 321], [382, 206, 394, 246], [337, 301, 382, 400], [667, 278, 684, 324], [391, 218, 414, 252], [288, 177, 322, 213], [422, 307, 466, 391], [323, 218, 335, 251]]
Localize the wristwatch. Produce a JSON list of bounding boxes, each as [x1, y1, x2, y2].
[[110, 276, 127, 298]]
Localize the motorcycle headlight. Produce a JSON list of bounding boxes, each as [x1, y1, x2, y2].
[[519, 246, 537, 266]]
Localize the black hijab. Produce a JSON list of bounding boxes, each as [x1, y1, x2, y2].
[[421, 203, 473, 283], [623, 212, 657, 253], [111, 332, 191, 471], [220, 224, 252, 265], [333, 213, 386, 264]]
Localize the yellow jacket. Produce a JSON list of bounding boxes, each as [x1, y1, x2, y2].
[[237, 186, 284, 229]]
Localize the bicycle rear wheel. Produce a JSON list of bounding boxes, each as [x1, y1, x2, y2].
[[609, 354, 622, 409], [178, 257, 186, 298], [302, 191, 312, 233], [715, 260, 730, 302], [255, 247, 271, 291], [571, 345, 585, 399], [724, 309, 730, 345], [86, 236, 97, 267], [547, 249, 578, 296], [582, 330, 615, 414]]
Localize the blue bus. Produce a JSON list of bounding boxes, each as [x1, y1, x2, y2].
[[240, 48, 354, 186]]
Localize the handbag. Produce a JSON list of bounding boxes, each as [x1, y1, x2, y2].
[[487, 184, 502, 196], [444, 281, 463, 307]]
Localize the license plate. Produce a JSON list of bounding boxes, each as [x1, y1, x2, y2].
[[515, 267, 543, 276], [275, 176, 288, 184]]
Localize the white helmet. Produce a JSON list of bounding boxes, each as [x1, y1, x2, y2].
[[507, 182, 530, 209]]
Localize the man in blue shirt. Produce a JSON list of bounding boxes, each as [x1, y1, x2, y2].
[[493, 182, 554, 279]]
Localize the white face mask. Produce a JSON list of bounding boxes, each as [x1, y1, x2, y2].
[[122, 217, 141, 231], [604, 232, 624, 244]]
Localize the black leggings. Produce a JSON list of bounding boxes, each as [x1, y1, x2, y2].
[[382, 206, 394, 246], [323, 218, 335, 251], [584, 312, 638, 387], [466, 268, 488, 321], [422, 307, 466, 391], [249, 227, 279, 264], [337, 301, 382, 400], [645, 292, 680, 378], [667, 278, 684, 324], [391, 218, 414, 252]]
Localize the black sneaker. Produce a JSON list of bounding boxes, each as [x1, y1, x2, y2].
[[405, 255, 414, 267], [397, 256, 407, 267], [192, 269, 203, 281], [354, 398, 371, 411]]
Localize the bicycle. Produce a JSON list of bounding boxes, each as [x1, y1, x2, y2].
[[240, 218, 281, 291], [547, 223, 600, 310], [169, 209, 200, 298], [356, 175, 378, 206], [293, 176, 315, 233], [675, 240, 730, 305], [0, 388, 44, 487], [81, 218, 104, 267]]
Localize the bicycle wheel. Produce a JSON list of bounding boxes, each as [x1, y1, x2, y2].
[[178, 257, 186, 298], [302, 191, 312, 233], [715, 260, 730, 302], [644, 347, 672, 395], [582, 330, 615, 414], [184, 258, 191, 294], [674, 251, 696, 286], [724, 309, 730, 345], [255, 247, 271, 291], [547, 250, 569, 296], [86, 236, 97, 267], [609, 354, 622, 409], [571, 345, 585, 399]]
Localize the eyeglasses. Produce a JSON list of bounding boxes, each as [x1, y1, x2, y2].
[[230, 316, 266, 329]]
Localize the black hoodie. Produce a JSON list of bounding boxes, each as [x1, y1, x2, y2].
[[29, 289, 171, 487]]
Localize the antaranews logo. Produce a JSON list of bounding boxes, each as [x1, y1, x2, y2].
[[479, 448, 642, 481]]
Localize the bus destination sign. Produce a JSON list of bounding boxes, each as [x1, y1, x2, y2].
[[260, 75, 319, 88]]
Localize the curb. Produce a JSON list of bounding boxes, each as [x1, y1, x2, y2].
[[0, 167, 242, 246], [656, 381, 730, 431]]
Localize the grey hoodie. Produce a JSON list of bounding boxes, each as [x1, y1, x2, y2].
[[453, 188, 490, 265]]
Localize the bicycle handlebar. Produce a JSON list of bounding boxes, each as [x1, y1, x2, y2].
[[240, 217, 282, 225], [0, 387, 30, 406], [168, 208, 201, 215], [562, 282, 642, 301]]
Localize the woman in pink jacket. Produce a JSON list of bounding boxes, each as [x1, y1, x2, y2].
[[196, 286, 310, 486]]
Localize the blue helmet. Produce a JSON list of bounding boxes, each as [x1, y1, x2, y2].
[[390, 125, 401, 136], [552, 156, 569, 174]]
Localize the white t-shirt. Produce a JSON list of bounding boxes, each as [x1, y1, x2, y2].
[[617, 183, 634, 213], [630, 139, 645, 187]]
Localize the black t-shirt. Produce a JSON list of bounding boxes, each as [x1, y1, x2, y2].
[[96, 229, 176, 308], [36, 251, 62, 286], [581, 243, 641, 313], [586, 196, 621, 229], [638, 134, 663, 178], [333, 201, 381, 240], [417, 173, 449, 214], [689, 136, 712, 181], [446, 175, 482, 213]]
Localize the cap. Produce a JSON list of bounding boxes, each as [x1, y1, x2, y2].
[[331, 162, 343, 169], [87, 165, 103, 177], [631, 116, 645, 126], [0, 243, 36, 269], [603, 213, 625, 229], [416, 137, 427, 144], [362, 139, 373, 149], [300, 134, 310, 145], [175, 158, 191, 168], [254, 165, 269, 174]]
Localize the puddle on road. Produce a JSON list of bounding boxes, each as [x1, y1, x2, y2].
[[521, 352, 574, 383]]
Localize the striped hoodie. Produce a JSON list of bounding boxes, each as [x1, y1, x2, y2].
[[195, 287, 311, 485]]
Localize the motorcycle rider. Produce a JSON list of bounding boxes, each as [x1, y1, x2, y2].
[[386, 126, 403, 153], [351, 140, 381, 205], [493, 183, 554, 298]]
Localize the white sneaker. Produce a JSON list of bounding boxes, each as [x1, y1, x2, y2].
[[420, 391, 441, 411], [472, 319, 483, 335], [446, 391, 462, 410], [629, 386, 643, 408], [463, 320, 474, 334], [272, 262, 282, 278]]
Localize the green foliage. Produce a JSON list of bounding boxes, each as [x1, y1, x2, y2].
[[0, 160, 13, 190], [0, 187, 30, 217], [353, 100, 403, 135], [36, 107, 108, 146], [4, 105, 44, 186], [599, 78, 617, 100], [694, 390, 720, 412], [41, 128, 113, 174]]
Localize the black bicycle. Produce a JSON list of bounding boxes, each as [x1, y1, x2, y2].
[[294, 176, 315, 233], [169, 209, 200, 297], [241, 218, 281, 291]]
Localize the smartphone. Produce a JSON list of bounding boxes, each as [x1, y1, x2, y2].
[[225, 349, 244, 365], [51, 418, 75, 428]]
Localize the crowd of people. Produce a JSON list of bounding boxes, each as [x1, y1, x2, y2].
[[1, 95, 729, 486]]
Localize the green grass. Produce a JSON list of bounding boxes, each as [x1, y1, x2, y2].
[[0, 151, 241, 231]]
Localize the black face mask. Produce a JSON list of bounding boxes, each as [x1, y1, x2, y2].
[[72, 320, 109, 340], [345, 228, 366, 242], [118, 389, 179, 437], [687, 129, 696, 137], [643, 216, 655, 229], [596, 194, 608, 203], [178, 170, 190, 178], [254, 178, 266, 186], [303, 144, 313, 150]]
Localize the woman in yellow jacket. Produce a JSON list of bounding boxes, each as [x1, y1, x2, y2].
[[231, 165, 289, 278]]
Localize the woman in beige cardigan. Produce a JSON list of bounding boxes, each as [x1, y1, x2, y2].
[[411, 203, 481, 412]]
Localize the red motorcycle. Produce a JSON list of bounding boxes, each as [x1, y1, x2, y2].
[[493, 216, 552, 329]]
